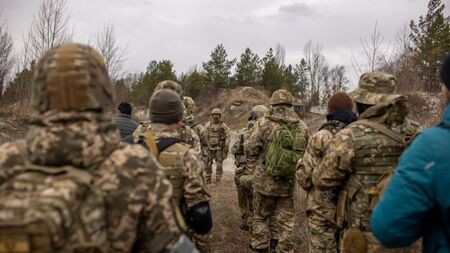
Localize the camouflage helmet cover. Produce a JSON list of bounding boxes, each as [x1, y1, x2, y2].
[[251, 104, 269, 120], [32, 43, 115, 112], [349, 72, 401, 105], [183, 96, 195, 112], [270, 89, 293, 106], [211, 108, 221, 115], [155, 80, 183, 98]]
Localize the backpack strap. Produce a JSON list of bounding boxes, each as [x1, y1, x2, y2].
[[157, 138, 182, 154], [438, 122, 450, 129], [351, 119, 406, 145]]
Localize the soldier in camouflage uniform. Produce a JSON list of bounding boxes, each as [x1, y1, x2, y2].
[[133, 80, 201, 153], [202, 108, 230, 184], [246, 90, 309, 253], [232, 105, 269, 231], [0, 43, 192, 253], [312, 72, 421, 253], [296, 92, 357, 253], [148, 89, 212, 253]]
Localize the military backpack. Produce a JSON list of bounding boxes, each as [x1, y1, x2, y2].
[[263, 123, 307, 180], [0, 164, 107, 253]]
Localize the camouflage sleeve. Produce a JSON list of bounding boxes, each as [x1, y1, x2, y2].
[[191, 128, 202, 154], [119, 146, 181, 253], [223, 123, 231, 148], [296, 130, 333, 190], [231, 131, 244, 156], [182, 149, 211, 208], [244, 118, 265, 167], [0, 141, 26, 185], [312, 128, 355, 190]]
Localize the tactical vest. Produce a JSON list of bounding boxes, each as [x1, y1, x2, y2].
[[158, 142, 190, 204], [343, 123, 406, 231], [207, 123, 224, 149]]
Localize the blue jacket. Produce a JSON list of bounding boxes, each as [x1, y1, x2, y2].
[[372, 104, 450, 253]]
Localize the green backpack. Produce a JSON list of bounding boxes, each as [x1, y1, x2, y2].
[[263, 123, 307, 179]]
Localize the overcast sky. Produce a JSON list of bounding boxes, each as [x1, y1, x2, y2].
[[1, 0, 449, 87]]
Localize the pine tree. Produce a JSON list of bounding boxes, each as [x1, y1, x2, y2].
[[261, 48, 284, 94], [202, 44, 236, 88], [180, 69, 209, 99], [234, 47, 261, 87], [129, 60, 177, 105], [410, 0, 450, 92]]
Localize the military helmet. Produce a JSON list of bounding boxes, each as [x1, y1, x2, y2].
[[251, 105, 269, 120], [211, 108, 221, 115], [183, 96, 195, 112], [155, 80, 183, 98], [349, 72, 401, 105], [32, 43, 114, 112], [270, 89, 293, 106]]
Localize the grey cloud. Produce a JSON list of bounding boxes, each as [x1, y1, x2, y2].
[[278, 2, 314, 16]]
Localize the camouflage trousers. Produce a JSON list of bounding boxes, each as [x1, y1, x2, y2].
[[191, 231, 212, 253], [251, 192, 294, 253], [307, 213, 337, 253], [306, 189, 338, 253], [205, 149, 223, 183], [235, 171, 253, 229]]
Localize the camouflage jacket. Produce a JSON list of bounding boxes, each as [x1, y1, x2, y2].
[[245, 106, 309, 197], [231, 127, 250, 172], [178, 124, 201, 154], [297, 120, 346, 225], [202, 121, 230, 151], [151, 123, 211, 209], [0, 112, 181, 253], [133, 121, 201, 154], [312, 97, 421, 231]]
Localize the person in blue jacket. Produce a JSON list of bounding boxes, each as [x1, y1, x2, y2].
[[371, 52, 450, 253]]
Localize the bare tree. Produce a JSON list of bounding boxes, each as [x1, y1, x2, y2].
[[26, 0, 72, 61], [94, 23, 126, 81], [351, 22, 391, 77], [304, 40, 327, 105], [0, 17, 14, 97]]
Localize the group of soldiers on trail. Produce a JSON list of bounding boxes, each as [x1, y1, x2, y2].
[[0, 41, 449, 253]]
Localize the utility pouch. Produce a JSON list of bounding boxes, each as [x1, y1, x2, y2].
[[341, 227, 366, 253], [336, 190, 348, 228]]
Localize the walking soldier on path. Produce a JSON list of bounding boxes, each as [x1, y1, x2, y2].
[[313, 72, 421, 253], [246, 89, 309, 253], [297, 92, 357, 253]]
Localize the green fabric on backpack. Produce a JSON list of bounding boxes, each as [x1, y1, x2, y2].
[[263, 123, 307, 179]]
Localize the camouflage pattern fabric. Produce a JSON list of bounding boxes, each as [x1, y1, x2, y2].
[[151, 123, 211, 252], [296, 120, 346, 253], [179, 124, 202, 154], [202, 120, 230, 183], [251, 192, 294, 252], [0, 111, 182, 253], [231, 124, 254, 229], [245, 105, 309, 253], [312, 97, 421, 253]]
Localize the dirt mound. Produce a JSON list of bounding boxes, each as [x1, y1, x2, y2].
[[0, 111, 31, 144], [195, 87, 270, 130]]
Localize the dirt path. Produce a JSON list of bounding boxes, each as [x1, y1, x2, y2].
[[207, 153, 309, 253]]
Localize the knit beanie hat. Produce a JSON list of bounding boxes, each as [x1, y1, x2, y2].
[[149, 89, 184, 124], [327, 91, 354, 113], [441, 52, 450, 89]]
